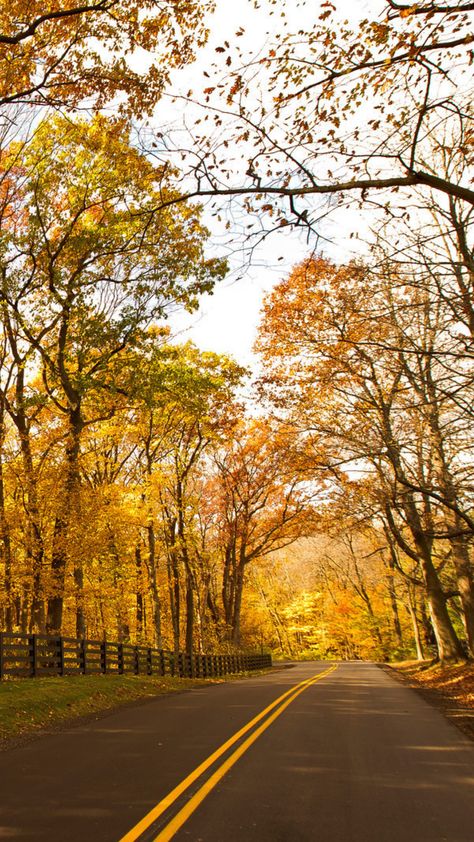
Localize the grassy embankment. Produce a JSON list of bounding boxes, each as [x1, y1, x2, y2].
[[0, 667, 273, 749], [0, 674, 218, 748], [388, 660, 474, 741]]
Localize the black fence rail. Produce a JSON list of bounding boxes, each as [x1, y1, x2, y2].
[[0, 632, 272, 680]]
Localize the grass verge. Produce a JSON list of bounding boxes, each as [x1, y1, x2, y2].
[[0, 673, 218, 749], [387, 659, 474, 741]]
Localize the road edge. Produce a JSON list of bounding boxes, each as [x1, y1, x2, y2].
[[379, 662, 474, 743]]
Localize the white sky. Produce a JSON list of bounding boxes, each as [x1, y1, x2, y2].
[[161, 0, 375, 365]]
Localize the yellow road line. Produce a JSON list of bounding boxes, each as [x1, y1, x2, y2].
[[154, 664, 338, 841], [118, 665, 337, 842]]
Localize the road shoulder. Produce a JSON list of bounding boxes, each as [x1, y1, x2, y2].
[[382, 660, 474, 742]]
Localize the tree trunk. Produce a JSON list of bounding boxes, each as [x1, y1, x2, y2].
[[147, 522, 162, 649], [448, 529, 474, 656], [384, 556, 403, 647], [206, 588, 221, 635], [424, 365, 474, 656], [2, 315, 46, 631], [47, 515, 67, 634], [423, 556, 464, 662], [15, 402, 45, 632], [0, 416, 13, 631], [231, 562, 246, 647], [47, 405, 83, 635], [167, 548, 181, 659], [391, 493, 464, 662], [419, 598, 436, 653], [74, 562, 86, 638], [135, 544, 144, 641], [185, 571, 194, 655], [406, 586, 424, 660]]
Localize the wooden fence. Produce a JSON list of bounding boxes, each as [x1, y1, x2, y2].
[[0, 632, 272, 680]]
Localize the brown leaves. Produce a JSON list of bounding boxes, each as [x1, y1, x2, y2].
[[227, 74, 243, 104]]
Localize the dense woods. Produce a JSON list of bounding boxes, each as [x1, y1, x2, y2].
[[0, 0, 472, 664]]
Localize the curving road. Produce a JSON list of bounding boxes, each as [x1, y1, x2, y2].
[[0, 662, 473, 841]]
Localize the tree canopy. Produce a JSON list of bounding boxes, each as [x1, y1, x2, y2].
[[0, 0, 213, 115], [154, 0, 473, 231]]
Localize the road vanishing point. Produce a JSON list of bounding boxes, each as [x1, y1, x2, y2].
[[1, 662, 473, 841]]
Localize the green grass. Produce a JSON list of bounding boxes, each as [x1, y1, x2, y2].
[[0, 673, 216, 746]]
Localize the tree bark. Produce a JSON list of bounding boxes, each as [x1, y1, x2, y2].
[[147, 522, 162, 649], [231, 561, 246, 647], [46, 405, 83, 635], [135, 544, 144, 641], [384, 555, 403, 647], [384, 461, 464, 662], [406, 586, 425, 660], [447, 527, 474, 656], [0, 408, 13, 631]]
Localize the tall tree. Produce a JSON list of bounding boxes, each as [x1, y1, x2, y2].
[[127, 340, 243, 653], [210, 420, 318, 646], [0, 114, 226, 634], [257, 256, 472, 661]]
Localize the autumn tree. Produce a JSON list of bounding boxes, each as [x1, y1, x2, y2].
[[124, 339, 243, 654], [257, 256, 473, 661], [208, 419, 319, 646], [0, 113, 226, 635], [0, 0, 213, 116]]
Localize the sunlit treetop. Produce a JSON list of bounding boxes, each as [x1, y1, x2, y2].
[[0, 0, 214, 115]]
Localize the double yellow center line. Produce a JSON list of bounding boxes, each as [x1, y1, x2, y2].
[[119, 663, 338, 842]]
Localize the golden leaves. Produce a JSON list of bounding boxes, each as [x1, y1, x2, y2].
[[0, 0, 214, 115]]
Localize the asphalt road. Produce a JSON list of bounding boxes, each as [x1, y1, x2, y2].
[[1, 662, 473, 841]]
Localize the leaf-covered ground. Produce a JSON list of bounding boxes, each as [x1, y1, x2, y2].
[[388, 660, 474, 742]]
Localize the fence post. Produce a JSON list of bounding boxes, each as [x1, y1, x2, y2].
[[147, 647, 152, 675], [118, 643, 124, 675], [80, 639, 87, 675], [29, 634, 37, 677], [134, 646, 139, 675], [0, 632, 3, 680], [58, 636, 65, 676], [101, 641, 107, 674]]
